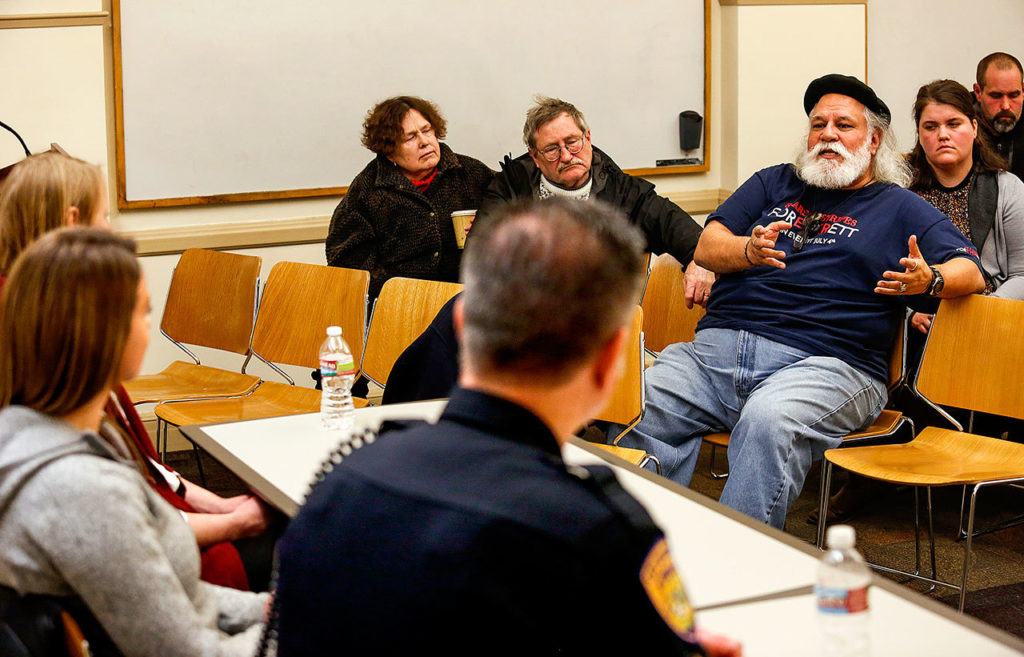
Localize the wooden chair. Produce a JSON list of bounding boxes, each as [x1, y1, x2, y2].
[[155, 263, 370, 480], [822, 295, 1024, 612], [591, 307, 660, 473], [640, 253, 705, 354], [360, 277, 463, 389], [123, 249, 262, 408]]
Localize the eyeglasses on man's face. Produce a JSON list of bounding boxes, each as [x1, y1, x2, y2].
[[536, 135, 587, 162]]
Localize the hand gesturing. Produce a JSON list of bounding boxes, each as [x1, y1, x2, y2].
[[875, 235, 933, 296], [744, 221, 792, 270]]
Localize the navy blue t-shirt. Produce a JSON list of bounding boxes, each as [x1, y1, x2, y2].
[[699, 164, 981, 381]]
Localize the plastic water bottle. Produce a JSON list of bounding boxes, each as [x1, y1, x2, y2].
[[816, 525, 871, 657], [319, 325, 356, 434]]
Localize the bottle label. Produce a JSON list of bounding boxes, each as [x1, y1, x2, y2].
[[319, 358, 356, 378], [815, 585, 869, 614]]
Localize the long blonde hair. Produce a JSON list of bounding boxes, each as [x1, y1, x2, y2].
[[0, 152, 104, 273]]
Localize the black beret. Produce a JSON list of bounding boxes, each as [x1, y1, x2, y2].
[[803, 74, 891, 123]]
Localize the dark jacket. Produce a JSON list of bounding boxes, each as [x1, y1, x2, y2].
[[477, 146, 702, 264], [326, 144, 494, 298], [978, 108, 1024, 182], [276, 388, 703, 656], [380, 293, 460, 405]]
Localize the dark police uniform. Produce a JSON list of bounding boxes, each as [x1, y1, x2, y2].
[[275, 387, 704, 656]]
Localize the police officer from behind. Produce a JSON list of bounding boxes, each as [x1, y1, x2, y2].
[[273, 197, 741, 657]]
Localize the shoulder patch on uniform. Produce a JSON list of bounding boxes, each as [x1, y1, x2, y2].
[[639, 538, 695, 638]]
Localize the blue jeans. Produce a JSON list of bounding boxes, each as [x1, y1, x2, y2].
[[620, 328, 887, 528]]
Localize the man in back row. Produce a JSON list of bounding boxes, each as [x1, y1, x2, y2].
[[975, 52, 1024, 181], [479, 96, 715, 306], [275, 198, 740, 656], [621, 74, 985, 528]]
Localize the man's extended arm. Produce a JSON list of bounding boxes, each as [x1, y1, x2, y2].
[[875, 235, 986, 297]]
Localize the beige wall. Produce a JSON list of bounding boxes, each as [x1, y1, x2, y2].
[[2, 1, 872, 384], [0, 26, 108, 170], [868, 0, 1024, 151], [725, 3, 867, 186]]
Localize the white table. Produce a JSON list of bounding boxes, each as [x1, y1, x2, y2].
[[699, 589, 1023, 657], [187, 401, 447, 517], [187, 402, 816, 609], [183, 402, 1024, 655]]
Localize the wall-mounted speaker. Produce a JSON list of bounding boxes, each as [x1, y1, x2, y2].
[[679, 111, 703, 151]]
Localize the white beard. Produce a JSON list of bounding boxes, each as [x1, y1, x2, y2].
[[796, 138, 873, 189]]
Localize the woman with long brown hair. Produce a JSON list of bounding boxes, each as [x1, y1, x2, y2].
[[0, 152, 272, 592], [0, 229, 265, 656], [908, 79, 1024, 333]]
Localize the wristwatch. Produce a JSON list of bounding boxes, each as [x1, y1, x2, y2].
[[926, 265, 944, 297]]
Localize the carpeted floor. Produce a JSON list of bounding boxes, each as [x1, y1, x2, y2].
[[170, 437, 1024, 640], [687, 442, 1024, 639]]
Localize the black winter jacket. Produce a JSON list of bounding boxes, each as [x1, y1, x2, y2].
[[326, 143, 494, 299], [477, 146, 702, 264]]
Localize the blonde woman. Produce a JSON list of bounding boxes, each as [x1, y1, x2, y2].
[[0, 229, 265, 657], [0, 151, 108, 272]]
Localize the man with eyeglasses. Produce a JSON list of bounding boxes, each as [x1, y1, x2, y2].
[[619, 75, 986, 528], [478, 96, 714, 307]]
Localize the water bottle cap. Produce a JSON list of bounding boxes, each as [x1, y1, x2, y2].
[[326, 326, 342, 337], [826, 525, 855, 550]]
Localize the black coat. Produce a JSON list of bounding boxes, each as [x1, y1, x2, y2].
[[326, 143, 494, 298], [477, 146, 702, 264], [276, 388, 703, 657]]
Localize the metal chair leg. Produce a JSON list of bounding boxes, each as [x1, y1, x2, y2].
[[709, 444, 729, 479], [816, 461, 833, 549], [960, 483, 982, 612], [913, 487, 922, 575], [927, 486, 937, 584], [958, 484, 969, 540], [157, 418, 166, 460]]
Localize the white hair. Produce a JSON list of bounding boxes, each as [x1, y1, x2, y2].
[[865, 108, 912, 188], [794, 106, 912, 189]]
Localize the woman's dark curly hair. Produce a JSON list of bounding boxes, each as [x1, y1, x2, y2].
[[361, 96, 447, 156]]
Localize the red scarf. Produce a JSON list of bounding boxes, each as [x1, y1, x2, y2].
[[410, 168, 438, 193], [106, 388, 250, 591]]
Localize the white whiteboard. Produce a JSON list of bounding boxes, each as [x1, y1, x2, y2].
[[115, 1, 707, 207]]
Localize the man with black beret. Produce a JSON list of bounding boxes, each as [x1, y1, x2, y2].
[[619, 74, 987, 528]]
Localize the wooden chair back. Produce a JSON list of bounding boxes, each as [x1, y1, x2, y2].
[[917, 295, 1024, 420], [160, 248, 262, 354], [595, 306, 644, 429], [641, 253, 705, 352], [361, 277, 464, 386], [251, 262, 369, 370]]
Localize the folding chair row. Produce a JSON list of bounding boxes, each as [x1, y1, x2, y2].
[[823, 294, 1024, 613]]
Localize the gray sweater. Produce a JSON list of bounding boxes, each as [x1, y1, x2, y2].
[[0, 406, 266, 657], [985, 171, 1024, 299]]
